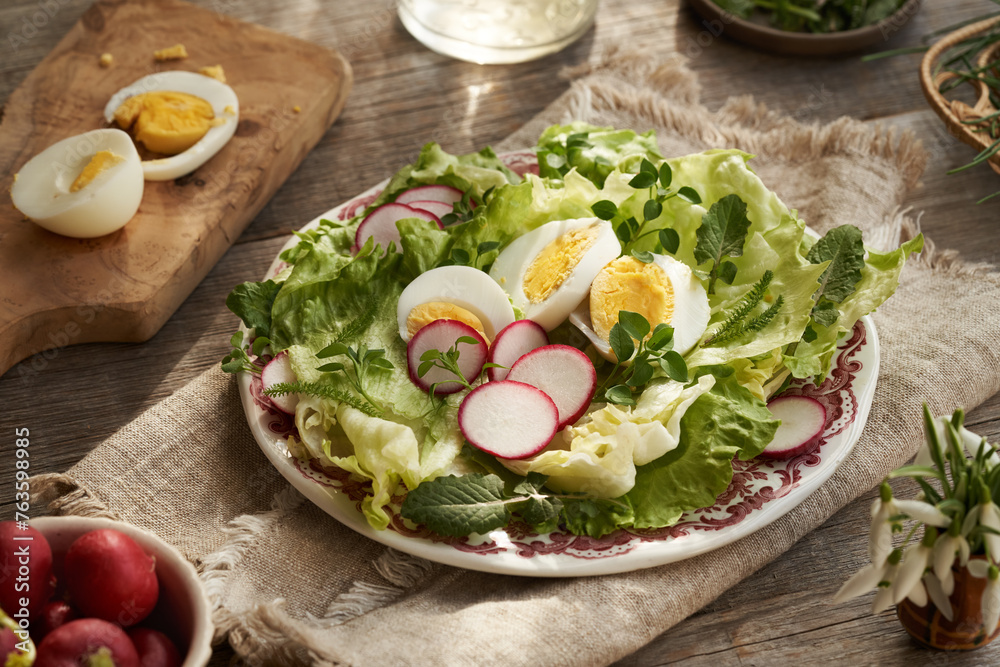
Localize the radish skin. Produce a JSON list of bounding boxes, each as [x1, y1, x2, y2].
[[760, 395, 827, 459], [355, 203, 441, 254], [507, 345, 597, 428], [486, 320, 549, 382], [261, 351, 298, 415], [396, 185, 463, 206], [459, 381, 559, 459], [407, 319, 488, 395]]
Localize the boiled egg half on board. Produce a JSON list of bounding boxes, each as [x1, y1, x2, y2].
[[488, 217, 621, 331], [571, 254, 711, 362], [104, 70, 239, 181], [397, 265, 516, 344], [10, 128, 144, 238]]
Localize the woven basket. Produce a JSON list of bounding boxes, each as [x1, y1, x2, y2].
[[920, 17, 1000, 176]]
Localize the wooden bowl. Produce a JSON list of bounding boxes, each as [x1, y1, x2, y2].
[[920, 17, 1000, 177], [687, 0, 922, 57], [31, 516, 214, 667]]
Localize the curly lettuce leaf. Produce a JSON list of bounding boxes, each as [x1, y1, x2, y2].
[[625, 368, 779, 529], [536, 122, 662, 187]]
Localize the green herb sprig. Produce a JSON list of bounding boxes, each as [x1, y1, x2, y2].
[[703, 270, 784, 346], [263, 380, 382, 418], [591, 158, 701, 260], [416, 336, 503, 396], [599, 310, 689, 406], [693, 193, 752, 295], [314, 342, 394, 412], [222, 331, 267, 375]]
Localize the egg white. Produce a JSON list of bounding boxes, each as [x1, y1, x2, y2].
[[396, 265, 516, 342], [488, 217, 621, 331], [104, 71, 239, 181], [573, 253, 710, 362], [11, 129, 144, 238]]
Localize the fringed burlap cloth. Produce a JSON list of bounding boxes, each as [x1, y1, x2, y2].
[[31, 55, 1000, 666]]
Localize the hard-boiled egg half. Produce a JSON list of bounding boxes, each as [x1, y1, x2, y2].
[[104, 71, 239, 181], [571, 254, 711, 361], [397, 265, 516, 344], [11, 129, 143, 238], [488, 217, 621, 331]]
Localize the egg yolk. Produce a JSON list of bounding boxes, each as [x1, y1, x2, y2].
[[522, 223, 602, 303], [70, 150, 124, 193], [198, 65, 226, 83], [153, 44, 188, 61], [406, 303, 487, 341], [113, 91, 214, 155], [589, 256, 674, 343]]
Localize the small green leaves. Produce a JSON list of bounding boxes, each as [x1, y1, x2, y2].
[[450, 248, 470, 265], [658, 162, 673, 188], [658, 228, 680, 254], [694, 194, 752, 294], [805, 224, 866, 330], [592, 200, 618, 220], [643, 199, 663, 222], [718, 260, 738, 286], [416, 336, 482, 394], [631, 249, 655, 263], [628, 158, 660, 188], [221, 330, 264, 375], [599, 311, 688, 406], [676, 187, 701, 205], [313, 342, 393, 413]]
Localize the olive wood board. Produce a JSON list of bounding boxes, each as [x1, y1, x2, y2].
[[0, 0, 352, 378]]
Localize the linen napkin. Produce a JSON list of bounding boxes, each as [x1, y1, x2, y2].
[[31, 54, 1000, 667]]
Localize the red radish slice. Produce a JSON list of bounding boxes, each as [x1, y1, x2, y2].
[[396, 184, 463, 206], [407, 200, 454, 220], [407, 319, 488, 395], [261, 351, 298, 414], [459, 381, 559, 459], [760, 395, 827, 459], [487, 319, 549, 382], [507, 344, 597, 429], [354, 203, 441, 254]]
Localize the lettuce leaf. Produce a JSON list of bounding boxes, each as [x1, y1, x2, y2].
[[536, 122, 662, 187], [625, 368, 779, 529]]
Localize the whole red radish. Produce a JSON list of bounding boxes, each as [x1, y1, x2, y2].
[[128, 628, 181, 667], [36, 618, 139, 667], [39, 601, 78, 638], [64, 529, 158, 627], [0, 521, 54, 621]]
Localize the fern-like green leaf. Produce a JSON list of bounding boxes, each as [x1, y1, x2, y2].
[[333, 296, 380, 344], [704, 270, 773, 345], [263, 381, 381, 417], [707, 295, 784, 346]]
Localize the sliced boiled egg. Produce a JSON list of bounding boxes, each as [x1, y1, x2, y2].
[[571, 254, 710, 362], [11, 129, 143, 238], [104, 71, 238, 181], [397, 265, 516, 344], [488, 217, 621, 331]]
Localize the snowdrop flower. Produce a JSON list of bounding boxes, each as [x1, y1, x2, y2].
[[978, 492, 1000, 564], [869, 483, 950, 565], [914, 412, 997, 468], [933, 521, 970, 596], [893, 531, 937, 605], [923, 572, 954, 621], [968, 560, 1000, 632], [834, 556, 892, 604], [872, 550, 920, 613]]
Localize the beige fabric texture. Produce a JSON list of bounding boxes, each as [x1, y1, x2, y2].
[[31, 55, 1000, 667]]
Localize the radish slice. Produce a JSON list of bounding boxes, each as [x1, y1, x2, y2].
[[406, 200, 454, 220], [355, 203, 441, 254], [507, 344, 597, 429], [459, 381, 559, 459], [396, 185, 463, 206], [487, 320, 549, 382], [760, 395, 827, 459], [261, 351, 298, 415], [407, 319, 488, 395]]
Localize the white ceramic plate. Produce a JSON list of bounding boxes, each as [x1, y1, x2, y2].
[[237, 152, 879, 577]]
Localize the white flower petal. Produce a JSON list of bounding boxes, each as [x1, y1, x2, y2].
[[873, 585, 895, 614], [895, 499, 950, 528], [933, 536, 957, 581], [941, 568, 955, 597], [913, 440, 934, 468], [959, 537, 971, 566], [968, 560, 991, 578], [923, 573, 954, 621], [834, 563, 887, 603], [963, 505, 982, 537], [869, 520, 893, 565], [984, 578, 1000, 633], [870, 497, 883, 519], [906, 579, 928, 607], [894, 546, 930, 604]]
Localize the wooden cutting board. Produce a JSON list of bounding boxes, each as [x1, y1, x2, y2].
[[0, 0, 352, 378]]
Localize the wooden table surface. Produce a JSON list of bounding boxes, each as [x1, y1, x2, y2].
[[3, 0, 1000, 664]]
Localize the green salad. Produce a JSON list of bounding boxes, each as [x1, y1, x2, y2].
[[222, 123, 922, 539]]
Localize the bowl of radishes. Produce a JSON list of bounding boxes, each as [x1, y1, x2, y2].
[[0, 517, 212, 667]]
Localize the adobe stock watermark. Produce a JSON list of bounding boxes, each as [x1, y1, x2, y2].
[[683, 11, 738, 60], [6, 0, 80, 53], [879, 0, 921, 42]]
